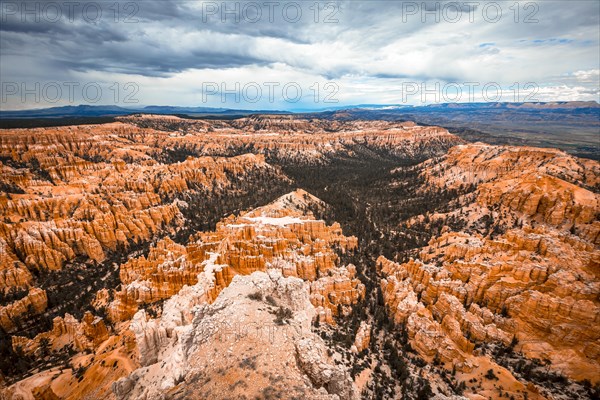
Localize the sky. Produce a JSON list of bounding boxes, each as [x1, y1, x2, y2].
[[1, 0, 599, 110]]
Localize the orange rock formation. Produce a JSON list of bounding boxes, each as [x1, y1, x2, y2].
[[108, 190, 364, 323], [381, 143, 600, 385]]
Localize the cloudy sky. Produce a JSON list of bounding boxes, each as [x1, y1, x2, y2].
[[1, 0, 599, 110]]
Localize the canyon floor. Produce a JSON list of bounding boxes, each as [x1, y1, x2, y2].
[[0, 114, 598, 400]]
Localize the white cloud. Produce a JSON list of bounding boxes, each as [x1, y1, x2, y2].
[[1, 0, 599, 109]]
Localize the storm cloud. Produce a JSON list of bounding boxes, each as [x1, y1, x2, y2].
[[1, 0, 598, 109]]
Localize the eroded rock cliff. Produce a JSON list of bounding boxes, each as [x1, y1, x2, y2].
[[108, 190, 364, 323], [380, 143, 600, 395]]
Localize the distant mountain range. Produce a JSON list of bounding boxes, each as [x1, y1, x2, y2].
[[0, 105, 293, 118], [2, 101, 598, 119]]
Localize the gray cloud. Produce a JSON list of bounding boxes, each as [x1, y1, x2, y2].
[[1, 0, 598, 109]]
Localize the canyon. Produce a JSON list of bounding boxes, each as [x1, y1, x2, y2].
[[0, 114, 598, 400]]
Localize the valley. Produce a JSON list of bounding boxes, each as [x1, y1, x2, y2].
[[0, 115, 598, 400]]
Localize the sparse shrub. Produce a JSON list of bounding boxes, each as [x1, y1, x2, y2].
[[247, 291, 263, 301], [239, 357, 257, 370], [485, 369, 499, 380], [455, 380, 467, 395], [265, 295, 278, 306], [274, 306, 293, 325], [73, 364, 87, 379], [416, 378, 433, 400]]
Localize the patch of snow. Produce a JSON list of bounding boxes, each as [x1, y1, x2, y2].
[[246, 216, 306, 226]]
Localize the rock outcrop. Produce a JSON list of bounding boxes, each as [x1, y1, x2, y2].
[[0, 121, 288, 345], [352, 321, 371, 353], [0, 287, 47, 332], [2, 190, 364, 399], [421, 143, 599, 242], [381, 143, 600, 384], [12, 311, 110, 356], [108, 190, 364, 323], [118, 114, 464, 164], [113, 270, 359, 400]]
